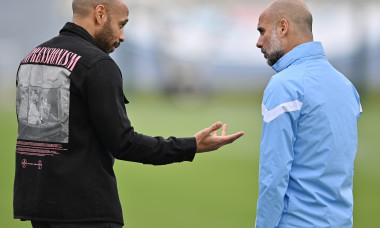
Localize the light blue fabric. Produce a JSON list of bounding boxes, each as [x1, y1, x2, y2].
[[255, 42, 362, 228]]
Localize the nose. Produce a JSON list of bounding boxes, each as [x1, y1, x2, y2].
[[256, 37, 263, 49], [119, 29, 125, 43]]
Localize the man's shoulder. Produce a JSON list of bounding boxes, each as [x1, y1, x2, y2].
[[270, 68, 304, 89], [38, 33, 113, 69], [263, 68, 305, 107]]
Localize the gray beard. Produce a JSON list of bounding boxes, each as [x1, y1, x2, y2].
[[266, 28, 285, 66], [267, 49, 285, 66]]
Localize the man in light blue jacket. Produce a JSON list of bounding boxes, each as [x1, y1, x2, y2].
[[255, 0, 362, 227]]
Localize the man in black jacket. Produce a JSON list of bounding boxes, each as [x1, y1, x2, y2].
[[14, 0, 244, 227]]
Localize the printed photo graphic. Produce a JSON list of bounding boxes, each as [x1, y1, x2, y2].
[[16, 64, 71, 143]]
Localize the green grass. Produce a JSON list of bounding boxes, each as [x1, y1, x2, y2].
[[0, 92, 379, 227]]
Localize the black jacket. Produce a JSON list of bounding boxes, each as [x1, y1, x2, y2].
[[14, 22, 196, 225]]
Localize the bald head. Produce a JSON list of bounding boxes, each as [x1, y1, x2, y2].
[[72, 0, 122, 18], [267, 0, 313, 36]]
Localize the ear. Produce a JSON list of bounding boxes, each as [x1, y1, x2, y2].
[[279, 19, 289, 37], [94, 5, 108, 25]]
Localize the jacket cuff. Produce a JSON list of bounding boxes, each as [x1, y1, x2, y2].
[[179, 137, 197, 162]]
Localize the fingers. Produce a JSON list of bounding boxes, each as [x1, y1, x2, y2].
[[208, 121, 222, 136], [210, 121, 222, 132], [194, 121, 222, 139], [213, 124, 233, 137], [222, 124, 227, 136], [213, 123, 227, 136]]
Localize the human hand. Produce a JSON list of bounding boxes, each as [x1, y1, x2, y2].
[[194, 121, 244, 153]]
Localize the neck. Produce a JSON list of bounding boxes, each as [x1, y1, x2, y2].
[[72, 16, 96, 38], [284, 34, 313, 55]]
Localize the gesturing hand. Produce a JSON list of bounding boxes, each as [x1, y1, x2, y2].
[[194, 121, 244, 153]]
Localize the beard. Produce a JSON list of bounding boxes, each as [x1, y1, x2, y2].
[[263, 27, 285, 66], [94, 18, 120, 54]]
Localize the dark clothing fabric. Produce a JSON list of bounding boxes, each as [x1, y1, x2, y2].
[[31, 221, 122, 228], [14, 22, 197, 225]]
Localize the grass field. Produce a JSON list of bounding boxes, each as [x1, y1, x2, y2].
[[0, 91, 379, 228]]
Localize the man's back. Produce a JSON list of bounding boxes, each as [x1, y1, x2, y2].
[[278, 46, 361, 227], [258, 42, 361, 228], [14, 22, 126, 223]]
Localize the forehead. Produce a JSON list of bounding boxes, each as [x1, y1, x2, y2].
[[111, 1, 129, 19], [257, 10, 272, 29]]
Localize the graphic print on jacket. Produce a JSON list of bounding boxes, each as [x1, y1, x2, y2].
[[16, 47, 81, 169]]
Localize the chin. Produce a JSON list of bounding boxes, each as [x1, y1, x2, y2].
[[267, 60, 275, 66], [105, 48, 115, 54]]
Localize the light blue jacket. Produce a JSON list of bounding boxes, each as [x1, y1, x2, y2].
[[255, 42, 362, 228]]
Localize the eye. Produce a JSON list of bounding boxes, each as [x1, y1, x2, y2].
[[120, 22, 127, 29]]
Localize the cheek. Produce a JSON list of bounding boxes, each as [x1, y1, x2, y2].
[[263, 35, 272, 46], [107, 25, 118, 39], [111, 28, 118, 39]]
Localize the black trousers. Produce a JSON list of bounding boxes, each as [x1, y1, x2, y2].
[[31, 221, 123, 228]]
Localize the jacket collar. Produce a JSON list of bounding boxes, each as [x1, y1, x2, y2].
[[59, 22, 97, 47], [272, 41, 325, 73]]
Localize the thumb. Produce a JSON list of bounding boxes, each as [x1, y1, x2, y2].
[[207, 121, 222, 134], [194, 122, 223, 139]]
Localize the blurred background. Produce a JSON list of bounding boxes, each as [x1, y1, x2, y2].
[[1, 0, 379, 227]]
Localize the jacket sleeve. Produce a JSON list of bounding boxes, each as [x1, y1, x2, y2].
[[255, 78, 302, 227], [83, 59, 196, 165]]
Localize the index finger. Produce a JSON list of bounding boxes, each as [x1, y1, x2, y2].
[[222, 124, 227, 136]]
